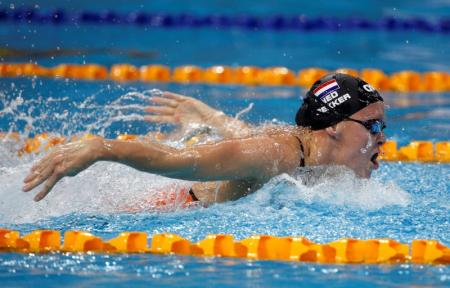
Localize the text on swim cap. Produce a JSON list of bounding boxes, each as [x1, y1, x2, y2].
[[363, 84, 375, 92], [328, 93, 351, 108], [316, 92, 351, 113], [320, 91, 339, 104]]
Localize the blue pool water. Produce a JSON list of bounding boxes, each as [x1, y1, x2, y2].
[[1, 1, 450, 287]]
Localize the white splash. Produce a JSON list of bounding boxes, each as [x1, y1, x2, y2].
[[0, 156, 193, 224], [247, 166, 411, 211]]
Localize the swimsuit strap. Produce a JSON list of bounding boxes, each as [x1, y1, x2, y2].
[[188, 188, 199, 201], [295, 136, 306, 167]]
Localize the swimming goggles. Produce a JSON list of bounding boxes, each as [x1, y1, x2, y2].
[[345, 118, 386, 135]]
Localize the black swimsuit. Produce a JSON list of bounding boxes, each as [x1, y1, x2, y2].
[[295, 136, 306, 167]]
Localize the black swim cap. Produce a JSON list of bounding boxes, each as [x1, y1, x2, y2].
[[295, 73, 384, 130]]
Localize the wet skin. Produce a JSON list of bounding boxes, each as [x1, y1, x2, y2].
[[324, 102, 386, 178], [22, 99, 385, 203]]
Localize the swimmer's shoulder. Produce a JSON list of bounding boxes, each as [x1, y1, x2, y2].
[[216, 125, 305, 171], [261, 126, 306, 170]]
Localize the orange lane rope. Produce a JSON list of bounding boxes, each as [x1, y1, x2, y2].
[[1, 63, 449, 92], [0, 229, 449, 264]]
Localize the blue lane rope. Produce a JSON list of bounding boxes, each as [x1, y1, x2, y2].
[[0, 8, 448, 33]]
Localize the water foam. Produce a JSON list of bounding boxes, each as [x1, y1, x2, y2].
[[0, 157, 194, 224], [0, 87, 410, 225], [0, 150, 410, 225], [242, 166, 411, 211]]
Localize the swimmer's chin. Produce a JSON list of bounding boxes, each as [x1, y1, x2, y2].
[[361, 167, 377, 179], [360, 168, 374, 179], [355, 160, 381, 179]]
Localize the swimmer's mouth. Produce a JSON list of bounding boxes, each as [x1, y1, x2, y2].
[[371, 153, 379, 169]]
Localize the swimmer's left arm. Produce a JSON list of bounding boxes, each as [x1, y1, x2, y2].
[[23, 134, 299, 201], [143, 134, 300, 182], [97, 135, 297, 181]]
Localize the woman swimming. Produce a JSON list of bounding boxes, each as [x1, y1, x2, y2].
[[22, 73, 386, 204]]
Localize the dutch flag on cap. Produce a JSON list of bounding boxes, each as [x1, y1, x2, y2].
[[313, 79, 340, 99]]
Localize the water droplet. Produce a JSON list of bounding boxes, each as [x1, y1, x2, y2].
[[149, 89, 163, 97]]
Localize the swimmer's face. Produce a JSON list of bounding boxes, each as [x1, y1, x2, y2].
[[333, 102, 386, 178]]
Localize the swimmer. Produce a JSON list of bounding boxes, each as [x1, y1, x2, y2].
[[22, 73, 386, 205]]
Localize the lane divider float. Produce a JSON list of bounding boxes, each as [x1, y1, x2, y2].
[[1, 132, 449, 163], [380, 140, 450, 162], [1, 63, 449, 92], [0, 229, 448, 264], [1, 8, 449, 33]]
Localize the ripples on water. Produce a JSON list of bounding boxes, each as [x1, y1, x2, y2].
[[1, 135, 447, 248], [1, 84, 449, 287], [1, 253, 448, 287], [0, 85, 448, 245]]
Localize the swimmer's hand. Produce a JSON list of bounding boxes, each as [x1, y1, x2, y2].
[[145, 91, 250, 138], [22, 137, 104, 201], [144, 91, 224, 128]]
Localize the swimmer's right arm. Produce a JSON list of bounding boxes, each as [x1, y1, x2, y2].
[[23, 134, 299, 201], [145, 91, 250, 138]]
